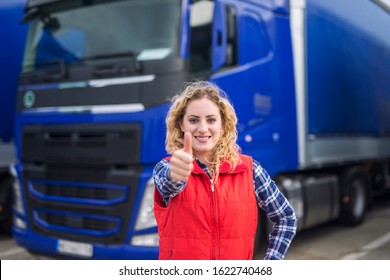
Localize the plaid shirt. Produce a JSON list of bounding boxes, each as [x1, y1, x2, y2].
[[153, 158, 298, 260]]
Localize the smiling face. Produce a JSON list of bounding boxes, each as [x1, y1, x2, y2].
[[180, 97, 222, 163]]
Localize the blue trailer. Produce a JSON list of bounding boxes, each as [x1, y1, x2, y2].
[[11, 0, 390, 259], [0, 0, 27, 234]]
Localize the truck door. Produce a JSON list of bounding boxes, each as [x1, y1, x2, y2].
[[209, 0, 289, 174], [212, 0, 227, 71], [210, 0, 259, 126]]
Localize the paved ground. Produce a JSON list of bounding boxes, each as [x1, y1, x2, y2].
[[1, 194, 390, 260]]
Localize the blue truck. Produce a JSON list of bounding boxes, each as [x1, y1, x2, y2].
[[11, 0, 390, 259], [0, 0, 27, 234]]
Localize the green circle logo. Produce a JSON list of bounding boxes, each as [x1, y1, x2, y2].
[[24, 91, 35, 108]]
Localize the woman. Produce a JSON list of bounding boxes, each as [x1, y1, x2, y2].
[[153, 81, 297, 260]]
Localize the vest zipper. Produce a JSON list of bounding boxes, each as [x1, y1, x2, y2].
[[210, 178, 218, 259]]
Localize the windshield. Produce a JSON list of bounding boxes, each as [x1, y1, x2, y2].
[[22, 0, 181, 72]]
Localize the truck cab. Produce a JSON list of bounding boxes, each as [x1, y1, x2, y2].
[[13, 0, 240, 259]]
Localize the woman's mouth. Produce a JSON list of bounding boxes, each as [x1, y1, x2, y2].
[[195, 136, 211, 143]]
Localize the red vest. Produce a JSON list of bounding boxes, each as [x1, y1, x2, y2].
[[154, 155, 258, 260]]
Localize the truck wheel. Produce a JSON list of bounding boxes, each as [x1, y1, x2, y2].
[[0, 175, 14, 235], [339, 167, 369, 226]]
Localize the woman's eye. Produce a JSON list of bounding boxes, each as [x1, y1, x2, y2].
[[207, 118, 216, 123], [189, 118, 198, 123]]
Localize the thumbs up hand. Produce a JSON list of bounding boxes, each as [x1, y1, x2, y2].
[[170, 132, 194, 181]]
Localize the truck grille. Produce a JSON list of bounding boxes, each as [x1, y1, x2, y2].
[[22, 124, 140, 165], [35, 209, 120, 235], [21, 124, 142, 245], [29, 180, 127, 204]]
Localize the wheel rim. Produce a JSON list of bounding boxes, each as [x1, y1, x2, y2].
[[351, 178, 365, 218]]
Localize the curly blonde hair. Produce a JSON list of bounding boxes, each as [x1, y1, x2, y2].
[[165, 80, 241, 173]]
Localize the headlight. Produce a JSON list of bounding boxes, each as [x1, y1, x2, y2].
[[10, 164, 25, 215], [134, 177, 157, 231], [14, 216, 27, 230], [131, 233, 159, 247]]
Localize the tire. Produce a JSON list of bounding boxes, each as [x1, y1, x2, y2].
[[0, 175, 14, 235], [339, 167, 369, 226]]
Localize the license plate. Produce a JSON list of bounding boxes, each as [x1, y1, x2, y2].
[[57, 239, 93, 258]]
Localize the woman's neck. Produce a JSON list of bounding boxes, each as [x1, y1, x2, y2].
[[195, 157, 209, 168]]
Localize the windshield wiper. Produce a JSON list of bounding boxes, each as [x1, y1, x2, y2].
[[29, 59, 67, 82], [82, 51, 137, 60], [82, 51, 142, 73]]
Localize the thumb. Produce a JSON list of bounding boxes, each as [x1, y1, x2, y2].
[[183, 131, 192, 155]]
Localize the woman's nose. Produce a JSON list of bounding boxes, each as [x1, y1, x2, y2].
[[197, 120, 208, 132]]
